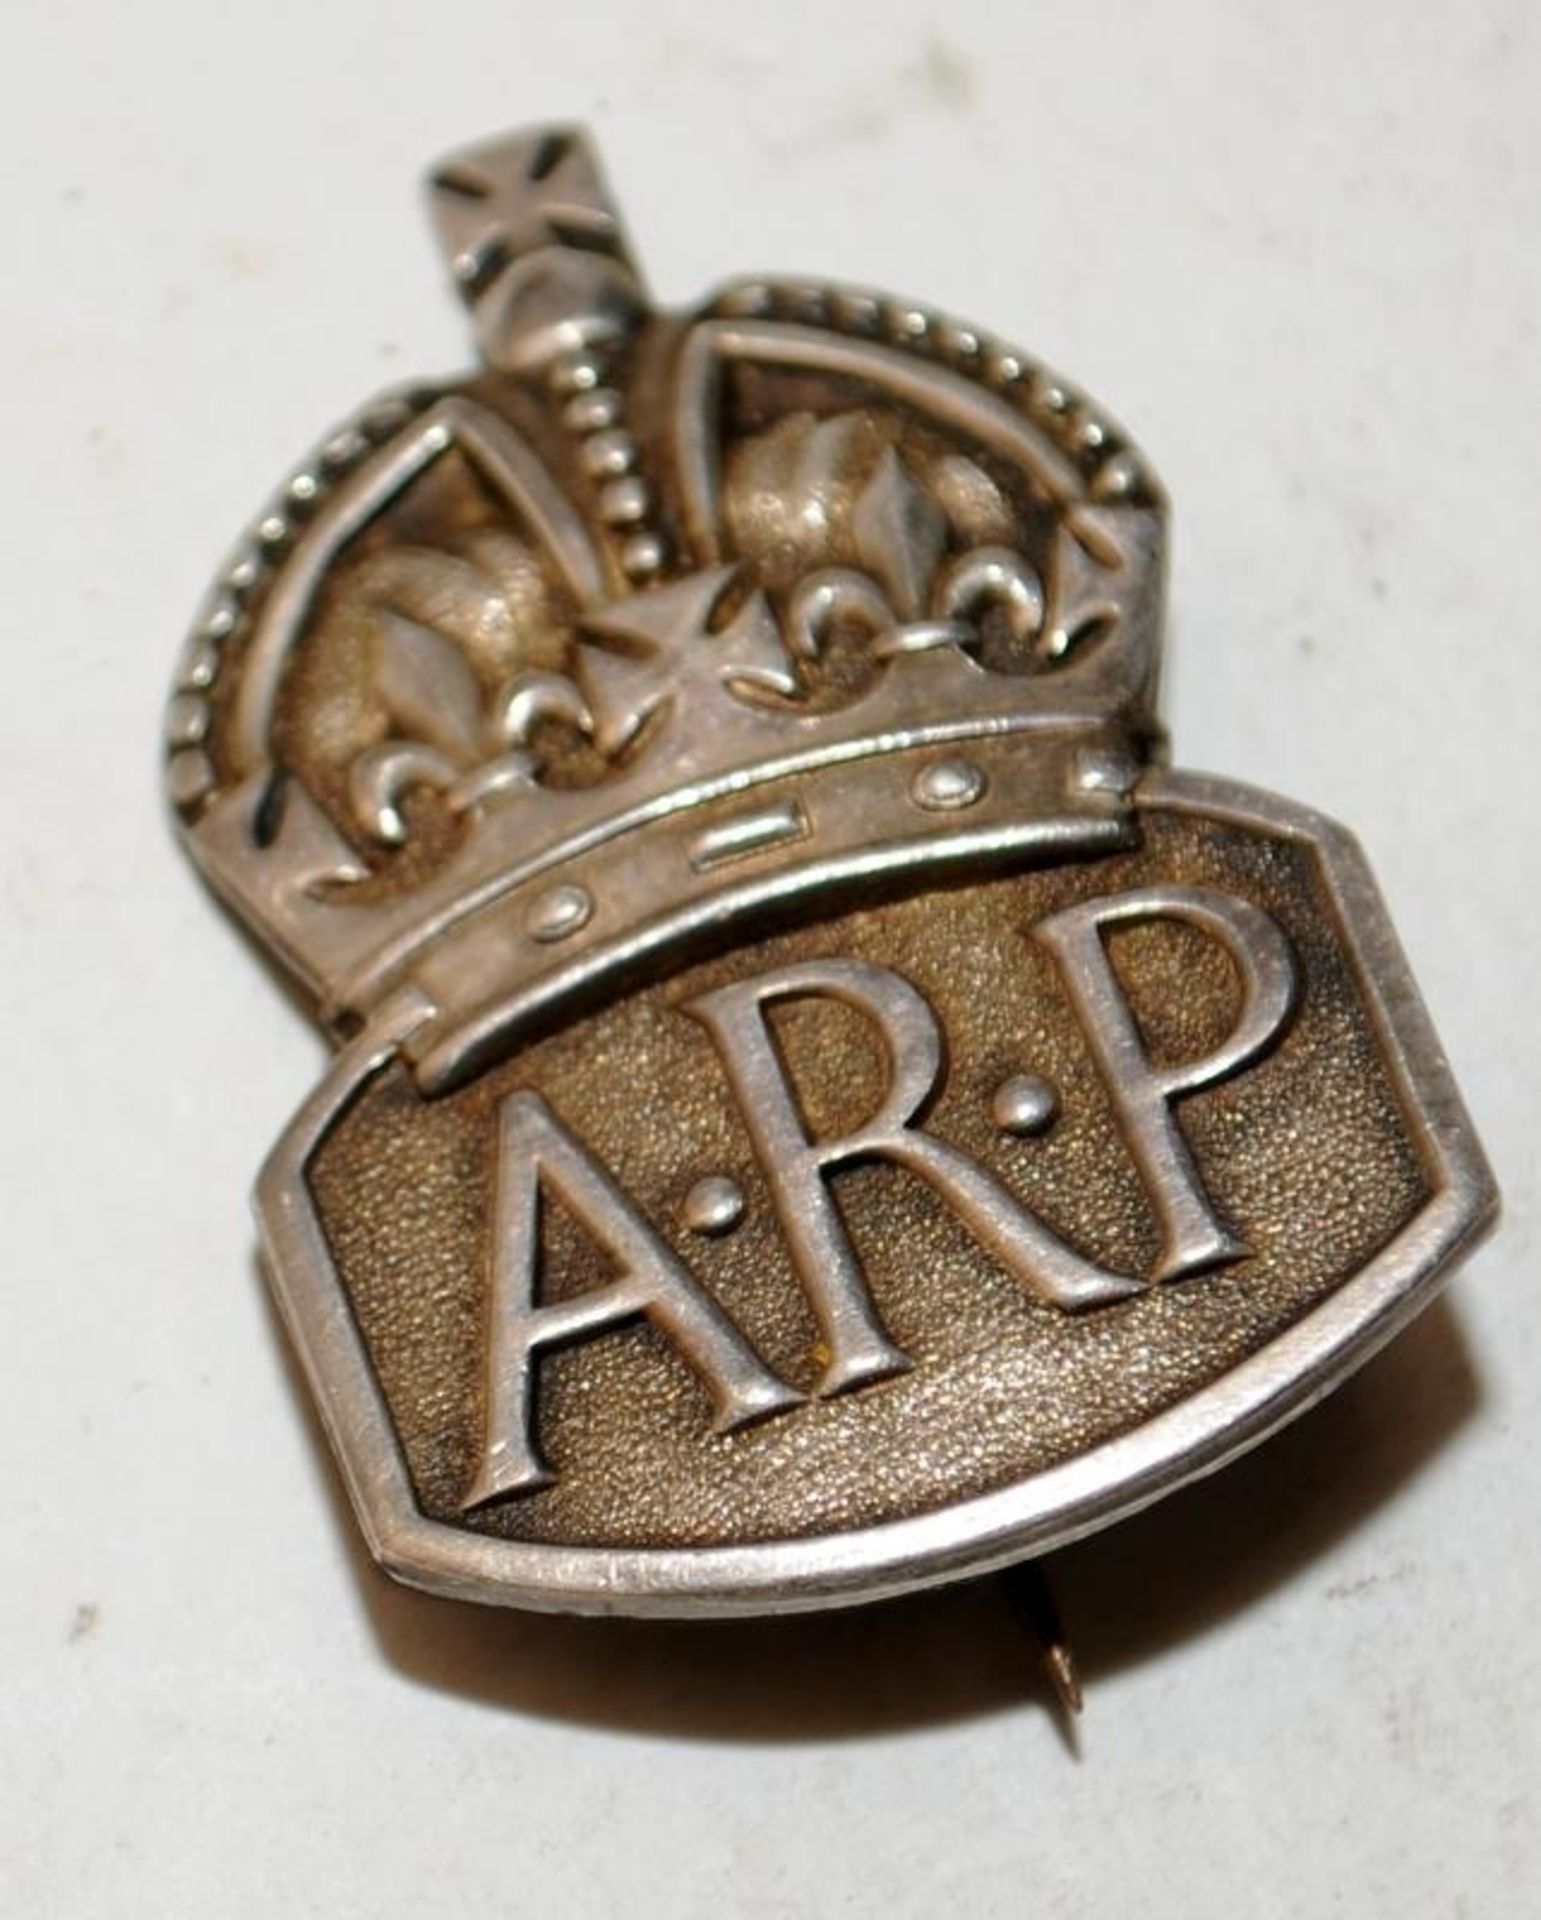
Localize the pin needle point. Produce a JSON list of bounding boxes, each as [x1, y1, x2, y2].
[[1006, 1561, 1084, 1718], [1043, 1640, 1084, 1719]]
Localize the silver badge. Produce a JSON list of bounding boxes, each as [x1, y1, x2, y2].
[[164, 125, 1496, 1641]]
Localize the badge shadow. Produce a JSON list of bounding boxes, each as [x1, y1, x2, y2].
[[258, 1262, 1479, 1746]]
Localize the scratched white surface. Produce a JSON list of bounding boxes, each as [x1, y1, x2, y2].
[[2, 3, 1537, 1914]]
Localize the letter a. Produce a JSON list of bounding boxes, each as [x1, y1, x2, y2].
[[462, 1091, 800, 1509]]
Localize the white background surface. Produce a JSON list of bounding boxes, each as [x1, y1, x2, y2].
[[2, 2, 1537, 1914]]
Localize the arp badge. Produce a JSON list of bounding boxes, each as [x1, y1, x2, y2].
[[166, 126, 1496, 1628]]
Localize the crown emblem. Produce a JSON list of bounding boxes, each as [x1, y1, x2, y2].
[[167, 125, 1163, 1085]]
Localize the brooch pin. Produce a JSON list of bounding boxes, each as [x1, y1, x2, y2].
[[165, 124, 1495, 1704]]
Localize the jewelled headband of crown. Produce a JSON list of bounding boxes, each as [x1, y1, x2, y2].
[[166, 124, 1163, 1089]]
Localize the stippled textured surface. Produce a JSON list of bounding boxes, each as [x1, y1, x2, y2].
[[308, 802, 1426, 1549]]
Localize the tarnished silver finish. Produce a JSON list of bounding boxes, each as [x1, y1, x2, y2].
[[167, 124, 1495, 1623]]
